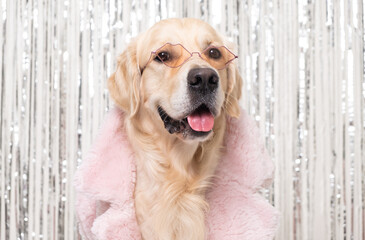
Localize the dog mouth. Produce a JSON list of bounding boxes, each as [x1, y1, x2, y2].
[[157, 104, 215, 137]]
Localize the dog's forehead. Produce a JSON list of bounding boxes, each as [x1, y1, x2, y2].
[[145, 19, 223, 50]]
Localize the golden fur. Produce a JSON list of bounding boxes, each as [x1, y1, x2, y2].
[[108, 18, 242, 240]]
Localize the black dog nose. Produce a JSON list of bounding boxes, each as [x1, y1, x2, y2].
[[187, 68, 219, 93]]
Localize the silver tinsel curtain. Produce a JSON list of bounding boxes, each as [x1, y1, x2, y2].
[[0, 0, 364, 239]]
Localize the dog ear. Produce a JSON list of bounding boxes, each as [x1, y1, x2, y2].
[[225, 63, 242, 118], [108, 39, 141, 117]]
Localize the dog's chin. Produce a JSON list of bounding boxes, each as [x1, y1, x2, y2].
[[157, 105, 216, 141]]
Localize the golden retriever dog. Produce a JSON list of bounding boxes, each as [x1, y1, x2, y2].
[[108, 18, 242, 240]]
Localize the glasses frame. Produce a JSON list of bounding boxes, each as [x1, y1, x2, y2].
[[143, 43, 238, 71]]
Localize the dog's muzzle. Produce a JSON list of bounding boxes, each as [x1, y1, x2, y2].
[[157, 67, 219, 139]]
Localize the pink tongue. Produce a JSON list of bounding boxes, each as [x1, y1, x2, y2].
[[187, 111, 214, 132]]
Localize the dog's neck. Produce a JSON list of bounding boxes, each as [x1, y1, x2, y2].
[[124, 107, 226, 239]]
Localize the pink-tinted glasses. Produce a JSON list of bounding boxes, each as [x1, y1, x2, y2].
[[143, 43, 238, 70]]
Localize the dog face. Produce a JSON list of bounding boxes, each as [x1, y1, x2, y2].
[[109, 18, 242, 141]]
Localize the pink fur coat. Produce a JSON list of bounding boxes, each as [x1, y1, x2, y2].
[[74, 108, 279, 239]]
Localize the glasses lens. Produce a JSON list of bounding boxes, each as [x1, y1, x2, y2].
[[201, 46, 236, 69], [155, 43, 191, 68]]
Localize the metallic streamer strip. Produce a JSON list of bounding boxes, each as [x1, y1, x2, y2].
[[0, 1, 4, 238], [0, 1, 364, 239]]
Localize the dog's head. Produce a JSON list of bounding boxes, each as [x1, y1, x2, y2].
[[109, 18, 242, 141]]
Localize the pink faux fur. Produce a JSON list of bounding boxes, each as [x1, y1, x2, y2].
[[74, 108, 279, 239]]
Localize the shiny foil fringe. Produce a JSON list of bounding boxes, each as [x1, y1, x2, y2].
[[0, 0, 364, 239]]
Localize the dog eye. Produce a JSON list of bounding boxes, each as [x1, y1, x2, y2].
[[155, 51, 170, 62], [208, 48, 221, 59]]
